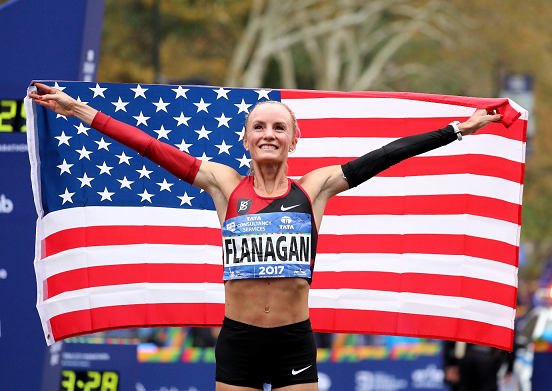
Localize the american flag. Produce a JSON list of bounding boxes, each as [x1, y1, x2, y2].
[[26, 81, 526, 350]]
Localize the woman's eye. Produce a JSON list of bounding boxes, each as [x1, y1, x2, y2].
[[275, 125, 285, 131], [253, 124, 263, 130]]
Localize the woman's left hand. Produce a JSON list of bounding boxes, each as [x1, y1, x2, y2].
[[458, 109, 502, 136]]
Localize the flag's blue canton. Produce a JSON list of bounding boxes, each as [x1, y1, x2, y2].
[[36, 82, 280, 215]]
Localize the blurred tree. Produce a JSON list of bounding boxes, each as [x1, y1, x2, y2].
[[97, 0, 252, 85], [225, 0, 461, 90]]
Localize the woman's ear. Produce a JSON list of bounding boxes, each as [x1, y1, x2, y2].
[[290, 137, 298, 153]]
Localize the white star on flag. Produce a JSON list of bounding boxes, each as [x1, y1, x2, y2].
[[213, 87, 230, 100], [153, 125, 172, 140], [94, 137, 111, 151], [117, 176, 134, 189], [175, 139, 192, 153], [55, 131, 72, 146], [75, 146, 92, 160], [59, 188, 75, 205], [173, 112, 191, 126], [115, 151, 133, 165], [236, 154, 251, 168], [255, 89, 271, 100], [215, 140, 232, 155], [215, 113, 232, 128], [136, 165, 153, 179], [195, 126, 212, 140], [74, 123, 90, 135], [193, 98, 211, 113], [177, 192, 194, 206], [235, 99, 252, 114], [197, 152, 213, 161], [89, 83, 107, 98], [97, 187, 115, 201], [130, 85, 148, 99], [52, 82, 66, 91], [236, 127, 245, 141], [138, 189, 154, 203], [152, 97, 170, 112], [96, 162, 114, 175], [57, 159, 73, 175], [157, 179, 174, 192], [111, 97, 130, 112], [77, 173, 94, 188], [172, 86, 189, 99], [133, 111, 150, 126]]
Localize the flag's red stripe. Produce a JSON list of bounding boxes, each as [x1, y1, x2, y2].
[[44, 264, 514, 307], [325, 195, 522, 225], [44, 229, 517, 266], [311, 272, 516, 307], [309, 308, 513, 351], [288, 154, 525, 184], [48, 302, 513, 351], [49, 303, 225, 343], [45, 263, 223, 300], [43, 226, 221, 258], [318, 234, 518, 267], [281, 89, 524, 133], [295, 117, 525, 142], [44, 228, 516, 266]]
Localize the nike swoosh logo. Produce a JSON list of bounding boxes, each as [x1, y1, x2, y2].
[[292, 365, 312, 375], [281, 204, 300, 211]]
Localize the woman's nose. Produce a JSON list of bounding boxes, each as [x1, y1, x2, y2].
[[263, 128, 276, 138]]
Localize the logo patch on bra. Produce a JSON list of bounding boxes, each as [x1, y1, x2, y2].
[[237, 198, 252, 215]]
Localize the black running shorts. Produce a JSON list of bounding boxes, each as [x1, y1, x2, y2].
[[215, 317, 318, 389]]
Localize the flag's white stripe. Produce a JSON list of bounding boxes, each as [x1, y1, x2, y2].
[[41, 206, 220, 239], [308, 289, 515, 329], [315, 253, 517, 287], [336, 174, 523, 205], [295, 134, 524, 163], [283, 97, 478, 119], [320, 214, 519, 246], [38, 283, 513, 329], [42, 175, 521, 238], [39, 283, 226, 319], [41, 244, 222, 278], [41, 208, 518, 245], [38, 244, 516, 287]]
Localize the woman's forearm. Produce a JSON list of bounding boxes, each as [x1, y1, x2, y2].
[[72, 101, 98, 126]]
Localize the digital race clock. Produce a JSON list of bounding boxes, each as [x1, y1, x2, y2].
[[0, 100, 26, 132], [60, 370, 119, 391]]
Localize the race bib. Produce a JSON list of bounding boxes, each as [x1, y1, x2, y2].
[[222, 212, 312, 280]]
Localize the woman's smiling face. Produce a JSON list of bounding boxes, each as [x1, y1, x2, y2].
[[244, 102, 298, 165]]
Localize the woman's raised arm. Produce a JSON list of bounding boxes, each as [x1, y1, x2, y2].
[[299, 109, 502, 227], [28, 83, 242, 212]]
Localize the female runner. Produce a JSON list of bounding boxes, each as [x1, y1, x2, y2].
[[29, 82, 501, 391]]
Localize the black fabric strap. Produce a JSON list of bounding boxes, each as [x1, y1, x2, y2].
[[341, 125, 457, 189]]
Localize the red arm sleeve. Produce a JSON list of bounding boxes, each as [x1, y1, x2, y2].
[[91, 111, 201, 184]]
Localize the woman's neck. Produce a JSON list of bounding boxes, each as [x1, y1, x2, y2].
[[251, 162, 288, 197]]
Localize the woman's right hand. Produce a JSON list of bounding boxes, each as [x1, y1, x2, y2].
[[28, 82, 98, 125], [28, 82, 79, 117]]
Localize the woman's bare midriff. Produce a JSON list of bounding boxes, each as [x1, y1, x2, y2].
[[224, 277, 310, 327]]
